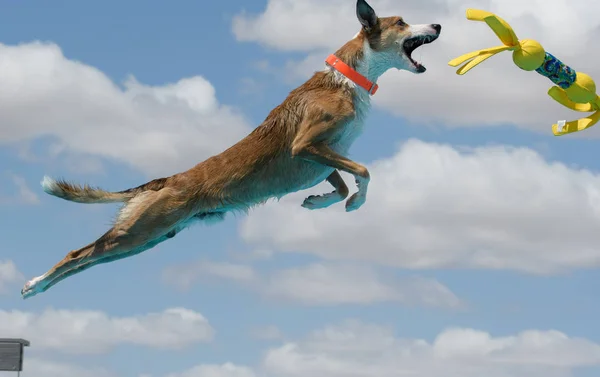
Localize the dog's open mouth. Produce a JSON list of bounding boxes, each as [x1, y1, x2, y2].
[[402, 34, 438, 72]]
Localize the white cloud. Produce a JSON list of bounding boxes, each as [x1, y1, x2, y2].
[[163, 261, 461, 308], [3, 361, 258, 377], [0, 358, 116, 377], [240, 139, 600, 274], [250, 325, 284, 341], [0, 307, 214, 354], [0, 173, 40, 205], [9, 174, 40, 204], [162, 260, 258, 291], [0, 41, 251, 176], [0, 260, 24, 294], [263, 264, 462, 307], [166, 363, 257, 377], [233, 0, 600, 134], [263, 320, 600, 377], [1, 360, 259, 377], [8, 321, 599, 377]]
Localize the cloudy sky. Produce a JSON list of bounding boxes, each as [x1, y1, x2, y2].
[[1, 0, 600, 376]]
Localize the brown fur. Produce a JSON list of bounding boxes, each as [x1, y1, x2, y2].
[[22, 0, 441, 298]]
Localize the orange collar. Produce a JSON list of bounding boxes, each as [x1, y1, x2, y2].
[[325, 54, 378, 95]]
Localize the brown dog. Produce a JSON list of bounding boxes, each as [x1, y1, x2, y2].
[[21, 0, 441, 298]]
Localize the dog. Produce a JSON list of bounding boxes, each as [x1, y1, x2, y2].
[[21, 0, 441, 299]]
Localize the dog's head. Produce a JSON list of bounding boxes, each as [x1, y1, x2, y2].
[[356, 0, 441, 74]]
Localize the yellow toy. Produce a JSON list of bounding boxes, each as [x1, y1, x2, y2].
[[448, 9, 600, 136]]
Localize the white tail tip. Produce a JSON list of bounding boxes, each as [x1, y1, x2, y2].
[[41, 176, 61, 196]]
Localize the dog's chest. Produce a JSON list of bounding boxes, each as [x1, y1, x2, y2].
[[331, 90, 371, 154]]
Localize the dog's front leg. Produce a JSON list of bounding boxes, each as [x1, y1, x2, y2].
[[292, 142, 370, 212], [292, 97, 370, 211], [301, 170, 349, 210]]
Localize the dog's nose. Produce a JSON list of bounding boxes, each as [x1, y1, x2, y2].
[[431, 24, 441, 33]]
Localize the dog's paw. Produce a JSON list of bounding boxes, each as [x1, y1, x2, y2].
[[301, 192, 343, 210], [345, 192, 366, 212], [21, 275, 46, 300]]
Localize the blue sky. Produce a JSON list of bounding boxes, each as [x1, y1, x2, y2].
[[1, 0, 600, 376]]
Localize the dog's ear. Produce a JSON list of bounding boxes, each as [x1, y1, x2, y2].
[[356, 0, 377, 31]]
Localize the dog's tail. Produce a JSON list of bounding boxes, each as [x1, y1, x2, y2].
[[41, 176, 168, 204]]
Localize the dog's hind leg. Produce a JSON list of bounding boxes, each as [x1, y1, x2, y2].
[[21, 188, 193, 299], [301, 170, 349, 210], [38, 212, 226, 294], [31, 233, 172, 296]]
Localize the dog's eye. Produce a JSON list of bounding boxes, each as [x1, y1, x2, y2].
[[396, 19, 406, 26]]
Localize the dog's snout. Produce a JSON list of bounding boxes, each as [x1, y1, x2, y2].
[[431, 24, 441, 33]]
